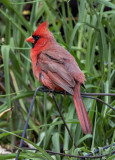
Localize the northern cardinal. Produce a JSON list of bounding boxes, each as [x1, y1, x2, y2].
[[26, 21, 92, 134]]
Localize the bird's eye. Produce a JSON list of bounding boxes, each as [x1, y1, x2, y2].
[[32, 35, 40, 42], [35, 36, 40, 41]]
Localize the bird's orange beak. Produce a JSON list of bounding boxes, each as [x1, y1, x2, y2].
[[26, 36, 34, 43]]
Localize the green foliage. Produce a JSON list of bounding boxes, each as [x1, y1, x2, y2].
[[0, 0, 115, 159]]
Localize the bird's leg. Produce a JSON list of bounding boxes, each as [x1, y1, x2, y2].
[[63, 90, 68, 97]]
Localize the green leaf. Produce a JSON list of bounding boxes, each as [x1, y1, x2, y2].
[[1, 45, 11, 109], [52, 132, 61, 160], [97, 0, 115, 9]]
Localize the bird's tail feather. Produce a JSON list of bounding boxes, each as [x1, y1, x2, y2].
[[73, 84, 92, 134]]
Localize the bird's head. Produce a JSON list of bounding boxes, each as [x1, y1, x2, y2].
[[26, 21, 54, 49]]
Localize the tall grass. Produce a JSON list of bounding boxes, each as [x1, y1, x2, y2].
[[0, 0, 115, 159]]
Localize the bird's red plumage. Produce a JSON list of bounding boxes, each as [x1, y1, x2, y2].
[[26, 21, 92, 134]]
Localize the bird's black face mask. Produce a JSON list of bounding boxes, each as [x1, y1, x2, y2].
[[32, 35, 40, 48]]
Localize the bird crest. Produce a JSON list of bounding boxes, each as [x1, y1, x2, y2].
[[33, 21, 48, 36]]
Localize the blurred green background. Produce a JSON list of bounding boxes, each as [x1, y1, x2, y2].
[[0, 0, 115, 159]]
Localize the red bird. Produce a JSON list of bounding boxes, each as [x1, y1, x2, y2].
[[26, 21, 92, 134]]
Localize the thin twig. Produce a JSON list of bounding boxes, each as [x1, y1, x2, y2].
[[79, 143, 115, 160], [21, 147, 115, 158], [52, 95, 77, 148], [81, 93, 115, 96], [82, 95, 115, 111], [15, 86, 43, 160]]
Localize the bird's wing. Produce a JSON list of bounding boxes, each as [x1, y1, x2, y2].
[[39, 51, 75, 95], [42, 44, 72, 63], [41, 45, 85, 84]]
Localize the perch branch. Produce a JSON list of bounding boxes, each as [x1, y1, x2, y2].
[[38, 87, 115, 97], [39, 87, 115, 111]]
